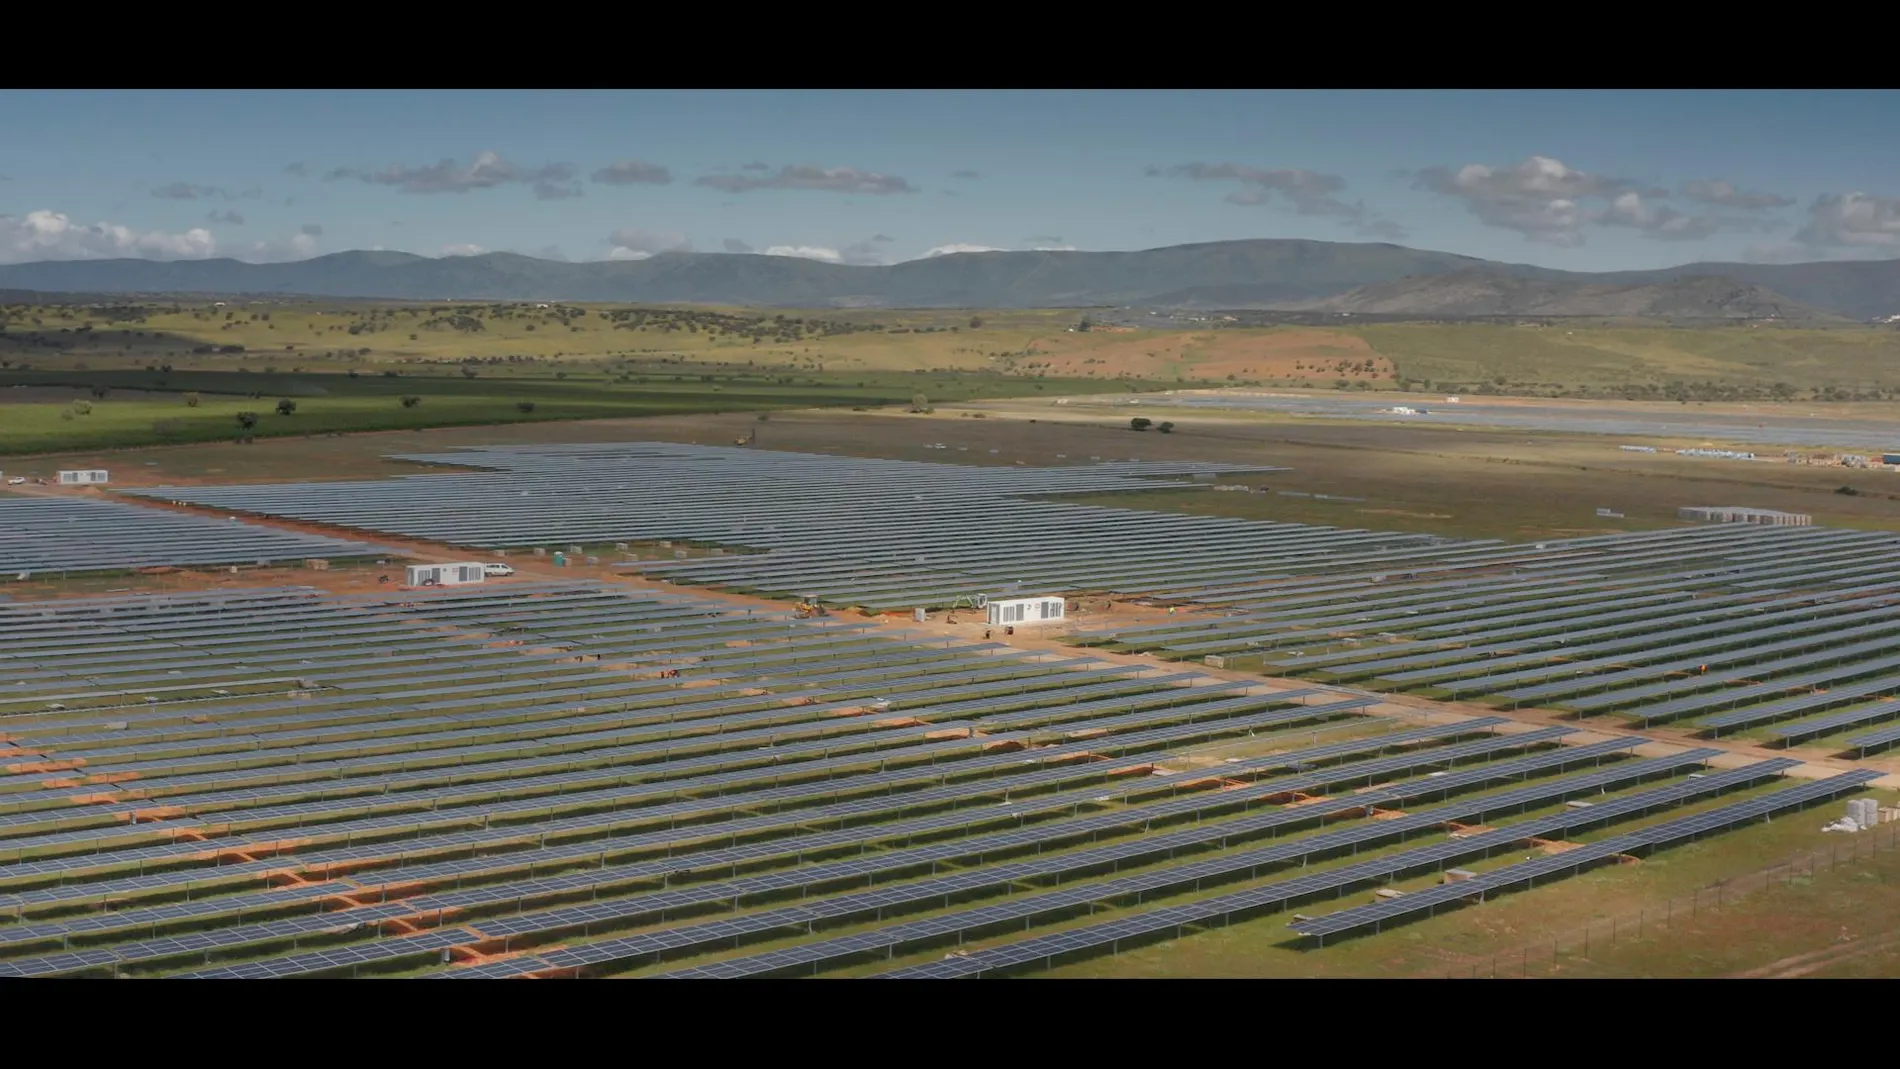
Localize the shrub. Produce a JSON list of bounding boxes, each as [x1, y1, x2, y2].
[[275, 399, 297, 415], [183, 392, 201, 408], [401, 395, 421, 408], [235, 411, 258, 430], [516, 401, 537, 413], [1130, 417, 1152, 431], [1157, 421, 1175, 434]]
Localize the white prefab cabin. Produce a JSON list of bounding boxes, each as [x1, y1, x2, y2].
[[405, 562, 485, 587], [987, 596, 1066, 627], [56, 470, 109, 485]]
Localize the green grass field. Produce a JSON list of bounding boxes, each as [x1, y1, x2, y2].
[[0, 365, 1133, 455], [9, 296, 1900, 454], [1353, 322, 1900, 397]]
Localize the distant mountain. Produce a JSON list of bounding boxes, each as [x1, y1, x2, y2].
[[1293, 270, 1843, 321], [1597, 258, 1900, 323], [0, 238, 1895, 319]]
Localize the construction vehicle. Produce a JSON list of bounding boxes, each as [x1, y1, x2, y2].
[[793, 595, 829, 619]]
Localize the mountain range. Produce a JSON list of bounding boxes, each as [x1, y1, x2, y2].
[[0, 240, 1896, 320]]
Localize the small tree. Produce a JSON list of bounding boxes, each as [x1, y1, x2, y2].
[[71, 400, 93, 416], [235, 411, 258, 430], [401, 395, 421, 408], [968, 316, 983, 329], [276, 398, 297, 415], [910, 392, 931, 413], [1157, 421, 1175, 434], [1130, 417, 1152, 431], [462, 366, 479, 379], [517, 401, 537, 413], [89, 385, 109, 399], [183, 392, 201, 408], [1077, 316, 1093, 333]]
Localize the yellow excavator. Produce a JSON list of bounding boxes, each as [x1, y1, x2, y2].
[[793, 595, 829, 619]]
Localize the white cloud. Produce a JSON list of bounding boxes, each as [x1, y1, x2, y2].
[[1683, 179, 1793, 211], [591, 160, 673, 185], [697, 164, 915, 195], [1796, 192, 1900, 249], [608, 227, 692, 259], [838, 237, 895, 265], [243, 231, 320, 263], [150, 182, 261, 202], [1412, 156, 1622, 246], [762, 245, 842, 262], [0, 209, 215, 264], [922, 243, 1006, 258], [1597, 190, 1736, 242], [330, 150, 577, 199], [1031, 244, 1077, 252], [1155, 163, 1406, 239], [440, 243, 486, 257], [1416, 156, 1788, 247]]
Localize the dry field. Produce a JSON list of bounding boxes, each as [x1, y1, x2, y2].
[[16, 398, 1900, 545]]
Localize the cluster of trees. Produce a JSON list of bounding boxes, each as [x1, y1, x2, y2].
[[1128, 417, 1175, 433], [603, 307, 884, 345]]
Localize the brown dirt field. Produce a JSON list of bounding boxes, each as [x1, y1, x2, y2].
[[1020, 330, 1394, 383]]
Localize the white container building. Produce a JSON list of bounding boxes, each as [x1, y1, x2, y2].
[[405, 562, 485, 587], [57, 469, 109, 485], [987, 596, 1066, 627]]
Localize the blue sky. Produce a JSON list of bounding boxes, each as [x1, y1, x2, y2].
[[1, 89, 1896, 270]]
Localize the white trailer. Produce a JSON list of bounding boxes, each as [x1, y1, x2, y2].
[[987, 596, 1066, 627], [405, 562, 485, 587], [56, 469, 109, 485]]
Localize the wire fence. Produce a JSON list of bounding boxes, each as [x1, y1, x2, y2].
[[1442, 818, 1900, 979]]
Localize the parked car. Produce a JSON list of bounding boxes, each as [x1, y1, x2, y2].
[[6, 477, 24, 485], [483, 563, 516, 577]]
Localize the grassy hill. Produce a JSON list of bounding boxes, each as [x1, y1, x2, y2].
[[3, 238, 1898, 318], [1297, 272, 1843, 321]]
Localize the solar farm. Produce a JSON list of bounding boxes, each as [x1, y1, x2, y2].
[[0, 439, 1891, 978], [0, 579, 1873, 979], [0, 497, 391, 578]]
